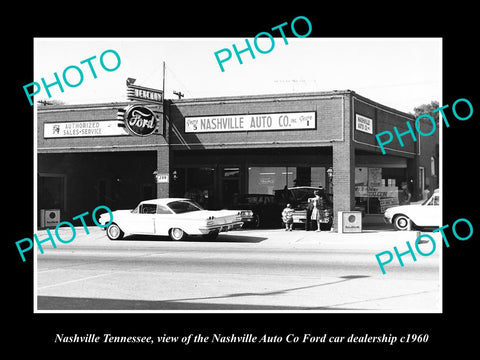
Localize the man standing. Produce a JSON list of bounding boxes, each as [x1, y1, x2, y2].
[[399, 182, 412, 205]]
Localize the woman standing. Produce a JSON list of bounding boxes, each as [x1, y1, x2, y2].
[[310, 190, 326, 232]]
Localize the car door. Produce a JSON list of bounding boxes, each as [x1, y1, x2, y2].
[[414, 194, 441, 227], [127, 203, 156, 234], [152, 204, 174, 235]]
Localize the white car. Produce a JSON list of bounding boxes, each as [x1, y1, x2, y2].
[[384, 189, 440, 231], [99, 198, 243, 241]]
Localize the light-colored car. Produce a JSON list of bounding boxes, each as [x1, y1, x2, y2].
[[99, 198, 243, 241], [384, 189, 440, 230]]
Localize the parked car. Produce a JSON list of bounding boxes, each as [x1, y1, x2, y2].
[[228, 194, 284, 228], [384, 189, 440, 230], [276, 186, 333, 230], [99, 198, 243, 241]]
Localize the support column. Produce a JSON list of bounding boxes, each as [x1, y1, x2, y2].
[[332, 141, 355, 231], [156, 146, 170, 198], [156, 100, 170, 199]]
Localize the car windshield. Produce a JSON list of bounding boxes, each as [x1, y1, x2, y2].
[[422, 194, 440, 206], [167, 200, 203, 214]]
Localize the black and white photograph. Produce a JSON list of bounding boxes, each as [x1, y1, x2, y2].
[[33, 37, 442, 313], [6, 6, 478, 355]]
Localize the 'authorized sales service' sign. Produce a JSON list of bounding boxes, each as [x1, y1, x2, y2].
[[44, 121, 128, 138], [185, 111, 316, 133]]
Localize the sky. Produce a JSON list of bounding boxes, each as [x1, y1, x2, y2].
[[33, 37, 442, 114]]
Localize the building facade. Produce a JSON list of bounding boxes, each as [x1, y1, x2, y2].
[[37, 90, 439, 228]]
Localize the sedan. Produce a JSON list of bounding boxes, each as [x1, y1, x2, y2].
[[384, 189, 440, 230], [99, 198, 243, 241], [228, 194, 284, 228]]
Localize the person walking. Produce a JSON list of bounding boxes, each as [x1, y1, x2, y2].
[[282, 203, 294, 231]]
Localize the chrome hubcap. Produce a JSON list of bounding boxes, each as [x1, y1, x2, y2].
[[109, 226, 119, 238]]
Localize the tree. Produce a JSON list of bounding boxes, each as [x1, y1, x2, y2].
[[412, 100, 440, 124]]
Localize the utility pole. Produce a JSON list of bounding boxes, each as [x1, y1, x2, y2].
[[162, 61, 165, 99]]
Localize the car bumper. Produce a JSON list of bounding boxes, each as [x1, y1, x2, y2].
[[292, 215, 332, 224], [241, 215, 259, 227], [198, 221, 244, 234]]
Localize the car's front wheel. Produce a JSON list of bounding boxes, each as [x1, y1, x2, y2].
[[393, 214, 411, 231], [106, 223, 124, 240], [169, 228, 187, 241]]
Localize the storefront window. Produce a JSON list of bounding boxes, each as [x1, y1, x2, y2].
[[172, 167, 214, 208], [355, 167, 404, 214], [248, 167, 296, 195], [248, 166, 326, 195]]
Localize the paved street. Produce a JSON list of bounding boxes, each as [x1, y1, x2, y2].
[[35, 227, 441, 312]]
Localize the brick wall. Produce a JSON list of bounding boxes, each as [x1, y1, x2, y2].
[[417, 120, 440, 193], [332, 93, 355, 229], [352, 95, 416, 157], [169, 92, 347, 150], [156, 147, 170, 198]]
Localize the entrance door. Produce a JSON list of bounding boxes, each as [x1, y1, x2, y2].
[[221, 167, 240, 208]]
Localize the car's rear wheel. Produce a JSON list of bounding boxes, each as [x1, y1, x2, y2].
[[393, 214, 411, 231], [169, 228, 187, 241], [106, 223, 124, 240]]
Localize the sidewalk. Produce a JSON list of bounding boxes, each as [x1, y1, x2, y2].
[[36, 225, 442, 254], [231, 227, 441, 252]]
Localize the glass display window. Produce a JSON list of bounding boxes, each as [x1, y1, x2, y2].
[[355, 167, 405, 214]]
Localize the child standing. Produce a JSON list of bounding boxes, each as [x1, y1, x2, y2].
[[282, 203, 294, 231]]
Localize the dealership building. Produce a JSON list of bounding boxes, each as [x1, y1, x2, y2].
[[37, 89, 439, 229]]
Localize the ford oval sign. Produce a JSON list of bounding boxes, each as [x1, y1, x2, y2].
[[123, 105, 157, 136]]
